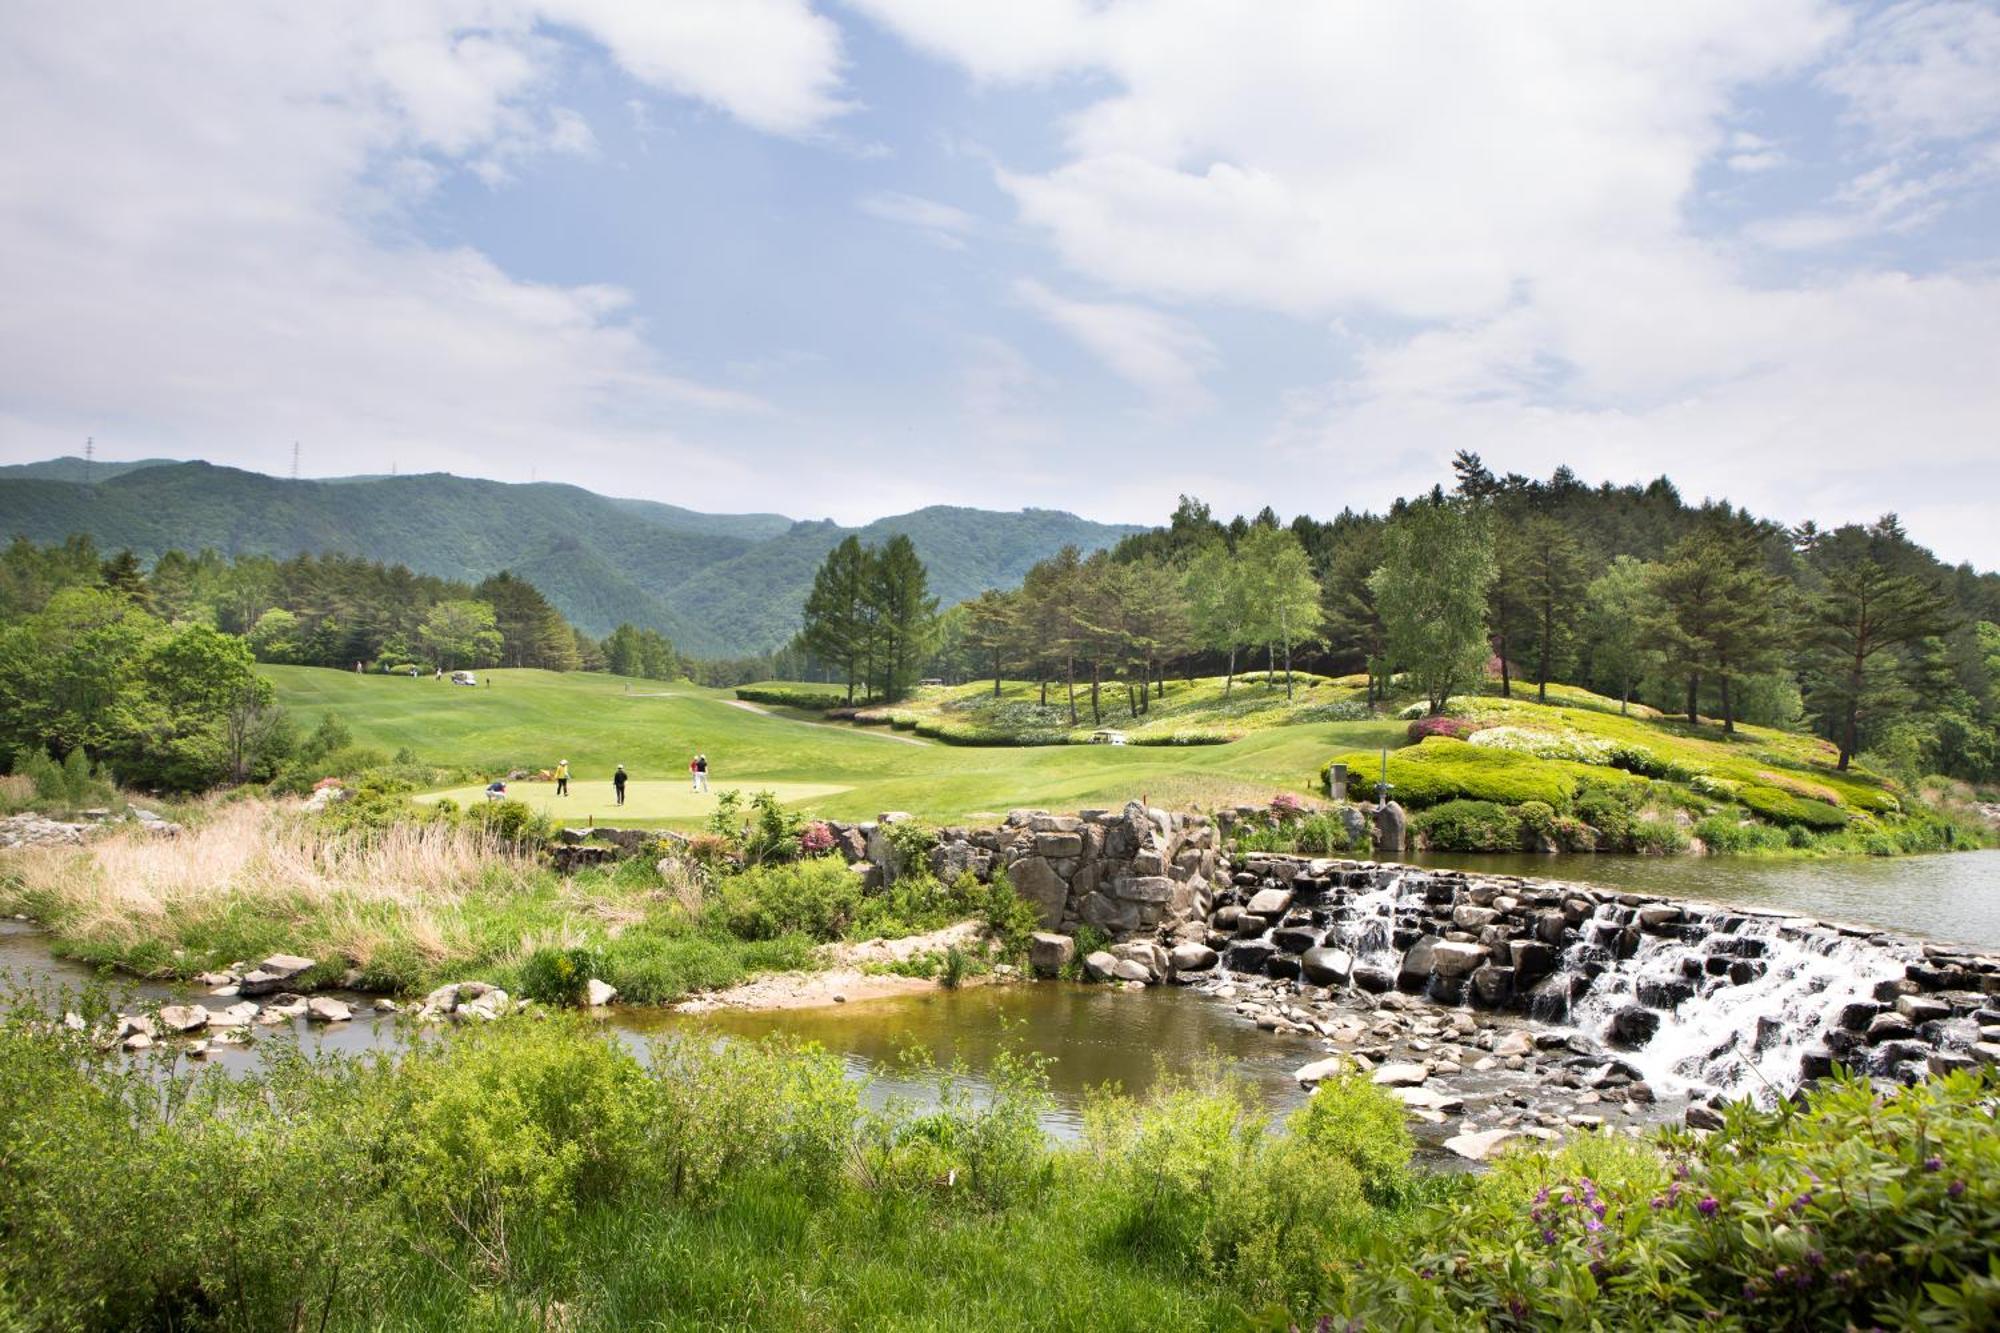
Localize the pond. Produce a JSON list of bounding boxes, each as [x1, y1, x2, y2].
[[1400, 848, 2000, 949], [0, 921, 1316, 1138]]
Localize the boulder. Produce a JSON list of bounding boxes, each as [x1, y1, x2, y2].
[[1507, 940, 1556, 984], [1370, 1062, 1428, 1087], [1294, 1056, 1348, 1086], [460, 988, 510, 1021], [1894, 994, 1950, 1024], [1430, 942, 1490, 978], [1029, 932, 1077, 977], [1493, 1030, 1535, 1059], [1394, 1086, 1464, 1113], [1608, 1005, 1660, 1048], [1468, 965, 1515, 1008], [1299, 946, 1354, 987], [1169, 943, 1219, 974], [1111, 957, 1153, 983], [1442, 1128, 1515, 1162], [1397, 937, 1439, 990], [1009, 856, 1069, 928], [585, 979, 618, 1007], [1352, 965, 1397, 994], [208, 1002, 259, 1028], [1866, 1012, 1916, 1043], [1451, 905, 1500, 930], [157, 1004, 209, 1034], [305, 997, 353, 1023], [1684, 1102, 1727, 1131], [1082, 951, 1120, 982], [1245, 887, 1293, 917]]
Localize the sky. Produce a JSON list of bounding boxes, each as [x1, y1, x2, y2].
[[1, 1, 1996, 565]]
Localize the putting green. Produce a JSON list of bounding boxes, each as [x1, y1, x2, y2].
[[419, 780, 852, 823]]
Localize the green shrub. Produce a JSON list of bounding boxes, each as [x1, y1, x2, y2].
[[1629, 815, 1691, 854], [1414, 799, 1522, 852], [1320, 737, 1616, 810], [1737, 783, 1849, 830], [1693, 814, 1790, 853], [1513, 800, 1558, 844], [712, 857, 865, 942], [733, 685, 846, 711], [1288, 1073, 1415, 1206], [517, 944, 604, 1006], [982, 874, 1043, 960]]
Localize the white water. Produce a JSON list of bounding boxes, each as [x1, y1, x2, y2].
[[1326, 871, 1405, 971], [1564, 904, 1910, 1098]]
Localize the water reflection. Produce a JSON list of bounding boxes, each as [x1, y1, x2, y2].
[[1403, 849, 2000, 949]]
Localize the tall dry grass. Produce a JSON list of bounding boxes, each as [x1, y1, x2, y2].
[[0, 799, 541, 969]]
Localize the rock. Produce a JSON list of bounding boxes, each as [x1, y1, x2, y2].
[[1009, 856, 1069, 928], [1608, 1006, 1660, 1048], [1866, 1012, 1916, 1043], [1111, 957, 1152, 983], [460, 989, 510, 1021], [1442, 1128, 1515, 1162], [305, 997, 352, 1023], [1373, 802, 1407, 854], [1394, 1086, 1464, 1113], [1430, 942, 1490, 978], [157, 1004, 209, 1033], [1299, 946, 1354, 987], [1245, 887, 1293, 917], [122, 1032, 154, 1051], [1970, 1041, 2000, 1066], [1370, 1062, 1429, 1087], [1684, 1103, 1727, 1131], [1294, 1056, 1348, 1086], [1894, 994, 1950, 1024], [1397, 937, 1439, 990], [207, 1002, 259, 1028], [1170, 942, 1219, 974], [1083, 950, 1119, 982], [1494, 1030, 1534, 1058], [259, 953, 316, 980], [1451, 905, 1499, 930], [584, 979, 618, 1007], [1352, 965, 1396, 994], [1507, 940, 1556, 984], [1029, 932, 1076, 976], [1468, 965, 1515, 1008]]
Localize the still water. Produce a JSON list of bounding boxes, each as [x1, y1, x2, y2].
[[5, 848, 1991, 1135], [1403, 848, 2000, 949]]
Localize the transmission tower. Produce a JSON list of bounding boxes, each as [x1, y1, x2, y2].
[[83, 437, 93, 485], [291, 441, 300, 481]]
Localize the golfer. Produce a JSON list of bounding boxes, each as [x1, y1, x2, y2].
[[613, 764, 627, 806], [555, 758, 570, 796]]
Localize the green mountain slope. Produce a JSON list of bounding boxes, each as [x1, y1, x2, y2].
[[0, 461, 1139, 655], [0, 456, 183, 483]]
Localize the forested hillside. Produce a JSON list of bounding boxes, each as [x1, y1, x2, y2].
[[0, 462, 1138, 654]]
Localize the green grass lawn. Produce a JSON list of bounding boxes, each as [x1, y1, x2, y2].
[[264, 665, 1406, 824], [422, 779, 852, 822]]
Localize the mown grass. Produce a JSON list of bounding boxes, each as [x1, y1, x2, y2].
[[264, 665, 1403, 824]]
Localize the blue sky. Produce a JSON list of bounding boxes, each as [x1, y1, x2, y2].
[[1, 1, 1996, 564]]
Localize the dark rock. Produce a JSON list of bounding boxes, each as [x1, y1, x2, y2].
[[1608, 1005, 1661, 1048], [1468, 964, 1516, 1008], [1270, 926, 1320, 955], [1352, 965, 1396, 994], [1685, 1103, 1726, 1131], [1299, 947, 1355, 987], [1225, 940, 1276, 974], [1265, 953, 1302, 981]]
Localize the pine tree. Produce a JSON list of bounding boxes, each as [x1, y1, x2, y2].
[[801, 536, 875, 703], [867, 535, 938, 702]]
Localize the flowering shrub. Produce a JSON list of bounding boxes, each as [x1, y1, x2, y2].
[[1467, 724, 1615, 763], [1407, 715, 1481, 741], [1268, 792, 1307, 821], [798, 821, 835, 856], [312, 775, 344, 791], [1326, 1071, 2000, 1329]]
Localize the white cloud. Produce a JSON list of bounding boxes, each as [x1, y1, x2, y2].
[[1821, 0, 2000, 144], [0, 1, 842, 488], [857, 190, 976, 248], [1013, 279, 1216, 415]]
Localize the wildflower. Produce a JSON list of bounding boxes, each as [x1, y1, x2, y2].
[[1948, 1180, 1966, 1198], [1541, 1229, 1557, 1246], [1505, 1296, 1528, 1319], [1697, 1196, 1719, 1217], [1805, 1250, 1825, 1268], [1649, 1195, 1666, 1210], [1791, 1191, 1812, 1213], [1590, 1200, 1607, 1220], [1924, 1156, 1944, 1172], [1534, 1187, 1549, 1206], [1585, 1217, 1604, 1234]]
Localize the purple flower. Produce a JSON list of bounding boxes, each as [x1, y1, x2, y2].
[[1591, 1201, 1607, 1219], [1534, 1187, 1549, 1206], [1924, 1156, 1944, 1172], [1697, 1196, 1719, 1217], [1949, 1180, 1967, 1198], [1805, 1250, 1825, 1268], [1649, 1196, 1667, 1210], [1585, 1217, 1604, 1234], [1541, 1229, 1558, 1246], [1792, 1192, 1812, 1213]]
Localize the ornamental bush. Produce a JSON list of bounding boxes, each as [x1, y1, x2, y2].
[[1415, 799, 1523, 852]]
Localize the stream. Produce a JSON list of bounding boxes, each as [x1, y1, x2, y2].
[[4, 847, 1993, 1137]]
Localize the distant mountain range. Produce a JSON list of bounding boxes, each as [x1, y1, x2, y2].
[[0, 459, 1141, 656]]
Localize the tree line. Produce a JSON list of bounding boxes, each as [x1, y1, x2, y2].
[[833, 459, 1997, 783], [0, 537, 693, 682]]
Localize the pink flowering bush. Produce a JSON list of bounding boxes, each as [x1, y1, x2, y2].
[[1406, 715, 1481, 742], [798, 821, 835, 856]]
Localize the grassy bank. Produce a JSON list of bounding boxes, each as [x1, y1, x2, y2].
[[1, 1006, 1993, 1331], [0, 798, 1026, 997]]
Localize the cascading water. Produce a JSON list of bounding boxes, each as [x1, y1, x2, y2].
[[1214, 859, 1976, 1105], [1564, 903, 1910, 1099], [1326, 871, 1407, 971]]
